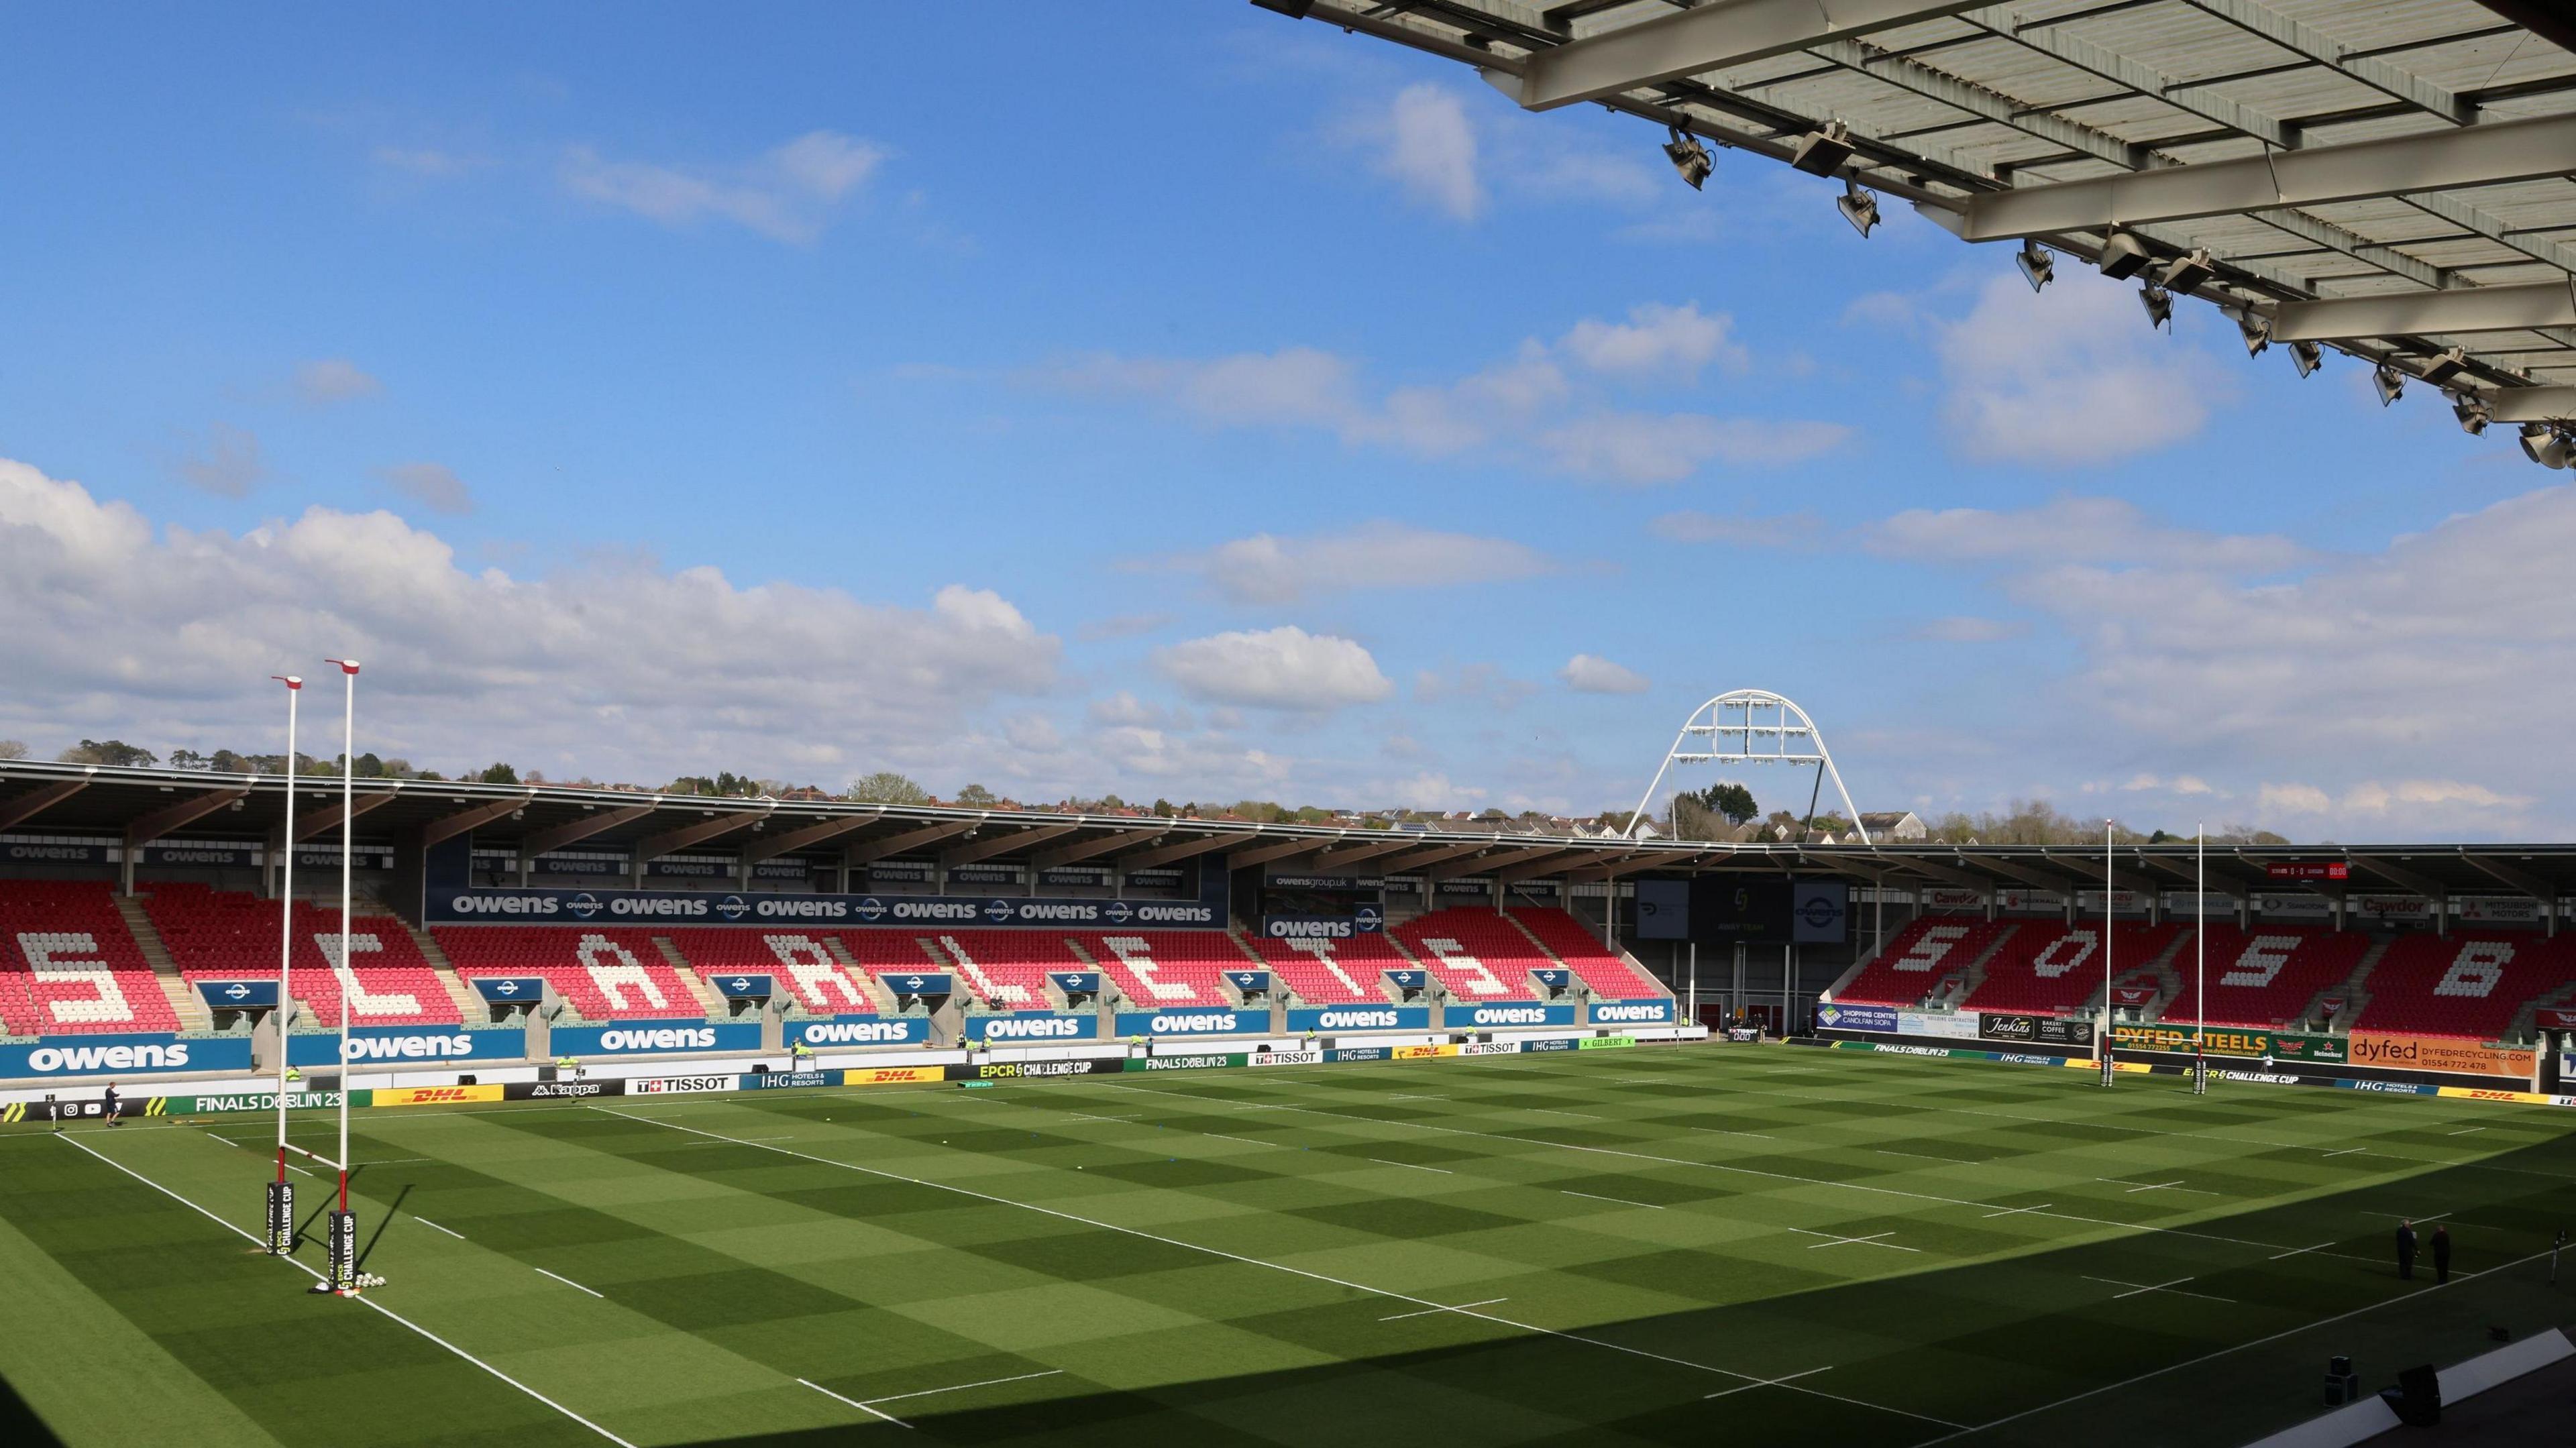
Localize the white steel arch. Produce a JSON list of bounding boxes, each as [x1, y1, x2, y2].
[[1626, 689, 1870, 844]]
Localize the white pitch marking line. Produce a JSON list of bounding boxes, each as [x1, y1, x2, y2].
[[800, 1377, 909, 1428], [591, 1105, 1962, 1431], [1705, 1366, 1835, 1400], [2083, 1274, 2234, 1304], [1203, 1133, 1269, 1146], [56, 1135, 636, 1447], [1380, 1297, 1509, 1321], [2098, 1178, 2186, 1194], [2449, 1126, 2485, 1136], [534, 1267, 604, 1299], [1689, 1127, 1776, 1140], [1563, 1190, 1662, 1210], [1366, 1158, 1453, 1174], [204, 1131, 244, 1149], [2320, 1147, 2367, 1158], [1067, 1113, 1140, 1124], [1526, 1108, 1600, 1119], [2269, 1240, 2339, 1261], [1875, 1149, 1962, 1163], [1387, 1094, 1446, 1101], [866, 1368, 1065, 1406], [1789, 1228, 1919, 1253], [415, 1217, 465, 1240], [1982, 1203, 2051, 1219]]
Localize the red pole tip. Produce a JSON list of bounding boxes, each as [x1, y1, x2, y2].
[[327, 658, 362, 674], [273, 675, 302, 689]]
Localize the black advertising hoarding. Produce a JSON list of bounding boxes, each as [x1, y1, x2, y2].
[[1976, 1014, 2095, 1048], [1634, 878, 1690, 940]]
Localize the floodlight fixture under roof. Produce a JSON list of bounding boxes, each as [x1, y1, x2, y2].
[[2015, 240, 2053, 293], [2235, 309, 2270, 357], [2452, 394, 2491, 435], [2373, 362, 2406, 407], [2158, 248, 2215, 296], [2420, 347, 2469, 386], [2138, 282, 2173, 331], [1790, 120, 1854, 178], [1662, 125, 1712, 190], [1837, 179, 1878, 238], [2290, 341, 2323, 378], [2096, 229, 2153, 281], [2522, 423, 2574, 470]]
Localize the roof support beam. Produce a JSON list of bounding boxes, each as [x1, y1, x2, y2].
[[1114, 831, 1251, 873], [2459, 851, 2552, 905], [633, 806, 771, 866], [1960, 111, 2576, 241], [124, 788, 252, 850], [1375, 841, 1494, 875], [844, 819, 976, 867], [2350, 855, 2446, 901], [416, 793, 537, 849], [1030, 828, 1157, 871], [2493, 387, 2576, 425], [741, 810, 883, 867], [1226, 834, 1344, 872], [515, 801, 659, 861], [1514, 0, 1989, 110], [1303, 836, 1421, 872], [0, 776, 89, 832], [2272, 280, 2576, 343], [942, 824, 1079, 870], [2179, 0, 2471, 125], [1496, 848, 1602, 883]]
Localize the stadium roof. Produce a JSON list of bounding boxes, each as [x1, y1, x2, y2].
[[7, 758, 2576, 903], [1257, 0, 2576, 436]]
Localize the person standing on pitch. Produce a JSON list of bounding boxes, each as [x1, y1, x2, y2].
[[2432, 1223, 2452, 1284], [102, 1080, 123, 1128], [2396, 1219, 2418, 1280]]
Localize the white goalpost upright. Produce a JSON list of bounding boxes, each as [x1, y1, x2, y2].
[[266, 675, 300, 1255], [2195, 822, 2209, 1096], [2099, 822, 2116, 1088]]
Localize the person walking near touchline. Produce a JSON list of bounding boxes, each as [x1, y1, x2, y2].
[[102, 1080, 123, 1128], [2432, 1223, 2453, 1284], [2396, 1219, 2418, 1280]]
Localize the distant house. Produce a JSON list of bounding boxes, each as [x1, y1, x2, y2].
[[1857, 810, 1928, 842]]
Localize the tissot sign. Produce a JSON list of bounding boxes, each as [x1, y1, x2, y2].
[[428, 886, 1222, 929]]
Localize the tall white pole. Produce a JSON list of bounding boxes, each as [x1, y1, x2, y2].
[[327, 659, 360, 1219], [2197, 823, 2207, 1094], [271, 675, 301, 1186], [2102, 822, 2114, 1081]]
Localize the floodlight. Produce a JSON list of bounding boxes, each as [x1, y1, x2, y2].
[[2158, 247, 2215, 295], [2015, 240, 2053, 292], [2420, 346, 2468, 386], [2138, 282, 2173, 330], [2522, 424, 2575, 469], [2096, 229, 2153, 280], [1790, 120, 1854, 176], [2373, 362, 2405, 407], [1837, 180, 1879, 238], [2235, 309, 2270, 357], [2290, 340, 2322, 378], [1662, 125, 1712, 190], [2451, 394, 2490, 435]]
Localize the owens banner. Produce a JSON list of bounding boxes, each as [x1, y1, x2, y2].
[[0, 1033, 256, 1078], [551, 1022, 762, 1057], [1285, 1005, 1431, 1033], [2349, 1034, 2534, 1077], [1591, 1000, 1675, 1025], [1442, 1003, 1577, 1029], [429, 885, 1224, 930], [963, 1011, 1099, 1043], [790, 1017, 934, 1048]]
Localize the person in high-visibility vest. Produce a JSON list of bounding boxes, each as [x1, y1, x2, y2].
[[791, 1041, 814, 1068], [557, 1055, 581, 1080], [284, 1065, 303, 1085]]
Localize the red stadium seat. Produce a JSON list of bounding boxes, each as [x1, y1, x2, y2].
[[0, 880, 180, 1035], [2351, 932, 2576, 1040], [1073, 931, 1246, 1009], [1392, 909, 1547, 1000], [2158, 926, 2367, 1029], [1962, 922, 2178, 1016], [434, 926, 701, 1020], [665, 930, 876, 1014], [146, 885, 458, 1027], [1831, 915, 2005, 1007], [1509, 907, 1664, 998], [925, 930, 1081, 1008], [1243, 932, 1403, 1004]]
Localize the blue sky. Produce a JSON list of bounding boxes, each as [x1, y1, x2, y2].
[[1, 1, 2566, 838]]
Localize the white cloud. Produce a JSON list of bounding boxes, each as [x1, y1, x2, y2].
[[2260, 779, 2529, 829], [294, 359, 382, 405], [1650, 509, 1823, 548], [1935, 271, 2232, 465], [1868, 496, 2307, 574], [1560, 653, 1650, 694], [1040, 302, 1842, 485], [0, 455, 1058, 781], [1171, 521, 1551, 605], [561, 130, 887, 244], [377, 462, 473, 516], [173, 423, 267, 498], [1152, 626, 1393, 711], [1560, 303, 1747, 378], [1369, 84, 1481, 221], [1912, 615, 2028, 643]]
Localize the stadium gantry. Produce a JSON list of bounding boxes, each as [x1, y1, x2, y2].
[[1249, 0, 2576, 461]]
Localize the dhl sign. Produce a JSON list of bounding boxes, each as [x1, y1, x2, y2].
[[847, 1066, 942, 1086], [375, 1084, 504, 1107], [1392, 1045, 1450, 1060]]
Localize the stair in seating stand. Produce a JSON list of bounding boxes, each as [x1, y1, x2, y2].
[[2131, 928, 2193, 1023], [399, 917, 486, 1021], [116, 891, 209, 1032], [651, 937, 727, 1016], [2511, 975, 2576, 1044], [2304, 934, 2391, 1034], [1943, 922, 2017, 1011], [1223, 926, 1269, 966], [823, 936, 903, 1013]]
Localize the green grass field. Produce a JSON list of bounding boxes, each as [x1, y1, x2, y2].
[[5, 1044, 2575, 1447]]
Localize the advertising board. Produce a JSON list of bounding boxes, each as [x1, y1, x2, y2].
[[1285, 1005, 1431, 1032], [550, 1022, 763, 1057], [0, 1033, 256, 1078], [2348, 1034, 2535, 1077], [790, 1017, 934, 1048], [1113, 1010, 1257, 1037], [1813, 1003, 1899, 1033]]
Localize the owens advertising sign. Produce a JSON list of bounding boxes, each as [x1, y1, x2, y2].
[[0, 1033, 256, 1078], [429, 887, 1222, 930]]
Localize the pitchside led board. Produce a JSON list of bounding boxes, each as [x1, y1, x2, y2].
[[1635, 876, 1847, 945]]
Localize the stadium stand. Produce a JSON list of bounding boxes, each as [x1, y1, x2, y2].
[[2158, 925, 2369, 1030], [434, 926, 700, 1020], [0, 879, 180, 1036], [146, 883, 458, 1027], [1243, 931, 1404, 1004], [1963, 922, 2180, 1016], [1393, 908, 1546, 999], [2351, 932, 2576, 1041], [928, 930, 1082, 1009], [1509, 907, 1664, 997], [664, 930, 875, 1015], [1075, 931, 1245, 1008], [1831, 915, 2006, 1007]]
